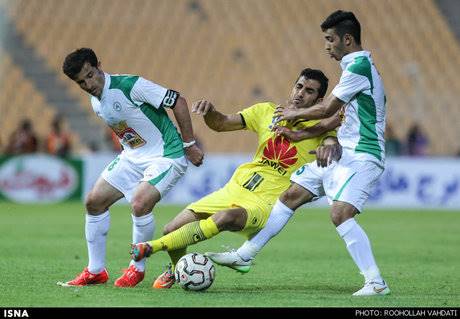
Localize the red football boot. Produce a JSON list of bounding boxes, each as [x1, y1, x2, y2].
[[58, 267, 109, 287], [114, 265, 145, 287]]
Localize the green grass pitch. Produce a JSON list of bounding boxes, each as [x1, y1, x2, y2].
[[0, 202, 459, 307]]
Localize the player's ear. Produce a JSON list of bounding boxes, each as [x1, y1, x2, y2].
[[97, 61, 102, 69], [316, 97, 324, 104], [343, 34, 353, 46]]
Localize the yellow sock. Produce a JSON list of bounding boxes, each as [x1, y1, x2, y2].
[[168, 248, 186, 271], [148, 218, 220, 253]]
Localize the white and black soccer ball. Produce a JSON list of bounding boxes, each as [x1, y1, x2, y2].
[[174, 253, 215, 291]]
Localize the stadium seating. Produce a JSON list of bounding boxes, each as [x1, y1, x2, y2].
[[0, 52, 83, 154], [1, 0, 459, 154]]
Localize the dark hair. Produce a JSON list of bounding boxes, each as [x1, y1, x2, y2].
[[297, 68, 329, 98], [320, 10, 361, 45], [62, 48, 99, 79]]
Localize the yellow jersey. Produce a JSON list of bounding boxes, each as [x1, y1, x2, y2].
[[230, 102, 336, 204]]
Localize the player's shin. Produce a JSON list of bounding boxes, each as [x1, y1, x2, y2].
[[130, 213, 155, 271], [149, 218, 219, 253], [85, 211, 110, 274], [336, 218, 383, 283]]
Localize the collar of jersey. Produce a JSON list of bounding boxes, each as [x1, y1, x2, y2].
[[340, 50, 371, 70], [99, 73, 111, 100]]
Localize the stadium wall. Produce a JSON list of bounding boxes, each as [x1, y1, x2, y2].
[[0, 154, 459, 210]]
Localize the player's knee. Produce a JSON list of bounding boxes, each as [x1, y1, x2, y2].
[[279, 185, 312, 210], [330, 209, 353, 227], [213, 211, 245, 232], [330, 210, 343, 226], [131, 198, 151, 217], [330, 202, 358, 226], [85, 191, 106, 214], [163, 222, 178, 235]]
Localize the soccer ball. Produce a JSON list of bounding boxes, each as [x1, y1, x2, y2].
[[174, 253, 215, 291]]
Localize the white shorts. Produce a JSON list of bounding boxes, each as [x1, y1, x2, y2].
[[290, 152, 383, 213], [101, 154, 188, 203]]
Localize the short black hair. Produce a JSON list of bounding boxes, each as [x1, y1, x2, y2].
[[62, 48, 99, 79], [297, 68, 329, 98], [320, 10, 361, 45]]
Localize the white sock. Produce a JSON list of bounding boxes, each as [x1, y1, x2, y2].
[[129, 213, 155, 272], [336, 218, 383, 283], [237, 200, 294, 261], [85, 211, 110, 274]]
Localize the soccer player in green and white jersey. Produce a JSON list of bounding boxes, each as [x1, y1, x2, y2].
[[59, 48, 204, 287], [208, 10, 390, 296]]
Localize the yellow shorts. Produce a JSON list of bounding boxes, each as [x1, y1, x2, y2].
[[186, 181, 275, 238]]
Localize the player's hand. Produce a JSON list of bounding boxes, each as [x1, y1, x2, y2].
[[273, 105, 301, 124], [309, 144, 342, 167], [192, 100, 215, 116], [185, 144, 204, 166], [273, 125, 302, 142]]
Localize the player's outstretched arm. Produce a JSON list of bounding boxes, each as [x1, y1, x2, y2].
[[173, 97, 204, 166], [274, 111, 342, 142], [192, 99, 245, 132], [274, 94, 345, 123]]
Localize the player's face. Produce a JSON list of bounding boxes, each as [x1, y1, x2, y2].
[[288, 76, 321, 108], [74, 62, 105, 98], [323, 28, 346, 61]]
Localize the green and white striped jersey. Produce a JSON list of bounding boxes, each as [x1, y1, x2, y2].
[[91, 73, 184, 165], [332, 51, 386, 166]]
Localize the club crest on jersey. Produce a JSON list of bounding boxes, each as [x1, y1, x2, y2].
[[113, 102, 122, 111], [258, 135, 298, 175]]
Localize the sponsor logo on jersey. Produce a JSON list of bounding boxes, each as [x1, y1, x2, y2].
[[258, 135, 298, 175], [110, 121, 146, 149]]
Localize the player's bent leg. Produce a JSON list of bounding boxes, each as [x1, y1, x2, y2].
[[131, 209, 203, 261], [163, 209, 202, 268], [59, 178, 123, 287], [163, 209, 202, 235], [279, 182, 316, 211], [230, 183, 315, 264], [85, 177, 124, 214], [204, 208, 252, 273], [153, 209, 201, 289], [210, 208, 247, 232], [332, 201, 389, 296], [115, 182, 160, 288], [133, 208, 245, 261]]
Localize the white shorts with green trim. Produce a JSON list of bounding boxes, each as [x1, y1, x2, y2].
[[101, 153, 187, 203], [290, 152, 383, 213]]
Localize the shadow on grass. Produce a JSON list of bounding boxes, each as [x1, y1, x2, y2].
[[207, 283, 356, 295]]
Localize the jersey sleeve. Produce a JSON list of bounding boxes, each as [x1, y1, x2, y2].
[[237, 103, 269, 133], [331, 69, 370, 103], [130, 77, 180, 109]]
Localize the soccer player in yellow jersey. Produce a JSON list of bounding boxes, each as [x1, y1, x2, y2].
[[131, 68, 341, 288]]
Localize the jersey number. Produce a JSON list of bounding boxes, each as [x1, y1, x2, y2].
[[243, 173, 264, 192]]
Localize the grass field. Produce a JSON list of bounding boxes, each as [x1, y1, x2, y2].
[[0, 201, 459, 307]]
